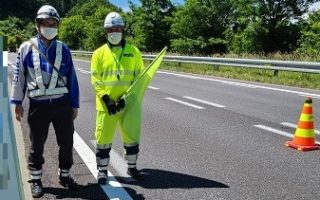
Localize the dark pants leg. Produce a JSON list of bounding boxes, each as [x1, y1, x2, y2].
[[27, 105, 51, 171], [52, 104, 74, 170]]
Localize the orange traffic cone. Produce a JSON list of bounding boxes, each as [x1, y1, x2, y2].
[[285, 97, 319, 151]]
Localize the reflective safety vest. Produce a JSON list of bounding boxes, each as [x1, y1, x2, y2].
[[91, 43, 144, 111], [28, 38, 69, 98]]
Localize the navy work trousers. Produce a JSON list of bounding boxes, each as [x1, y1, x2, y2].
[[27, 102, 74, 171]]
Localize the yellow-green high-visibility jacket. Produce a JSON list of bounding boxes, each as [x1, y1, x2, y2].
[[91, 43, 144, 111]]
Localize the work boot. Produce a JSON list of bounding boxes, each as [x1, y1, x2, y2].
[[97, 170, 108, 185], [59, 176, 80, 190], [127, 168, 144, 181], [28, 179, 43, 198]]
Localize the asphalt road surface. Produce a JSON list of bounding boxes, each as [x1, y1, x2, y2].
[[7, 53, 320, 200]]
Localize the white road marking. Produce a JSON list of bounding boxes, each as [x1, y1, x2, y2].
[[298, 94, 320, 99], [254, 124, 320, 145], [158, 71, 198, 79], [71, 59, 320, 98], [165, 97, 204, 109], [280, 122, 320, 135], [157, 71, 320, 97], [77, 68, 91, 74], [183, 96, 225, 108], [73, 132, 133, 200], [148, 86, 159, 90]]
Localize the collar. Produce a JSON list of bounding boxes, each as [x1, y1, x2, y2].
[[108, 39, 126, 48], [36, 34, 56, 50]]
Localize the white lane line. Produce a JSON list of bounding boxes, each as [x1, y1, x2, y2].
[[73, 132, 133, 200], [183, 96, 225, 108], [254, 125, 320, 145], [165, 97, 204, 109], [73, 59, 320, 97], [280, 122, 320, 135], [77, 68, 91, 74], [298, 94, 320, 99], [89, 140, 133, 181], [157, 71, 320, 97], [158, 71, 198, 79], [148, 86, 159, 90]]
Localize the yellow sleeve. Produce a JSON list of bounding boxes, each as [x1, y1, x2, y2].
[[134, 48, 145, 81], [91, 50, 108, 98]]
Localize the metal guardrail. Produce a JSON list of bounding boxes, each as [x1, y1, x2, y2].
[[0, 36, 24, 199], [71, 50, 320, 74]]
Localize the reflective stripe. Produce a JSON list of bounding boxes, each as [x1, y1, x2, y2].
[[59, 169, 70, 173], [124, 143, 139, 148], [128, 164, 136, 169], [96, 143, 112, 149], [98, 166, 108, 171], [94, 80, 132, 87], [102, 69, 134, 77], [31, 41, 45, 90], [59, 169, 70, 177], [30, 39, 68, 98], [30, 169, 42, 180], [30, 169, 42, 175], [48, 41, 62, 89], [30, 174, 42, 179], [97, 158, 109, 166], [125, 154, 138, 163], [29, 87, 68, 97]]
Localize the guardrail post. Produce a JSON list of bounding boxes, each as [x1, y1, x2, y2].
[[0, 35, 24, 199], [273, 70, 279, 76]]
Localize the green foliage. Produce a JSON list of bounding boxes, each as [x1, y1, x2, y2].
[[59, 15, 86, 50], [0, 17, 36, 49], [0, 0, 83, 20], [170, 0, 232, 54], [126, 0, 174, 52], [297, 10, 320, 53], [60, 0, 119, 50]]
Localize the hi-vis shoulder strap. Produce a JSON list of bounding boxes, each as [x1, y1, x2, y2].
[[28, 38, 68, 97]]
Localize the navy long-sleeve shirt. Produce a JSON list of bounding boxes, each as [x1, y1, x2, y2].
[[10, 35, 80, 108]]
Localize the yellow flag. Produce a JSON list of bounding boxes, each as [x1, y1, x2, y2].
[[120, 47, 167, 138], [123, 46, 167, 105]]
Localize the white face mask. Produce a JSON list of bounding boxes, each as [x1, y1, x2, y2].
[[107, 32, 122, 45], [40, 27, 58, 40]]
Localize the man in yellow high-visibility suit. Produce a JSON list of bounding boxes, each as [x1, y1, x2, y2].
[[91, 12, 145, 184]]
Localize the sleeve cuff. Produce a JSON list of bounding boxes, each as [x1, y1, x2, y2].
[[10, 100, 22, 105]]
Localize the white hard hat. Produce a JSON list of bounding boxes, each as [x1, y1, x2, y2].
[[104, 12, 124, 28], [36, 5, 60, 22]]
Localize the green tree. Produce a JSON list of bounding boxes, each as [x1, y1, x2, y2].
[[61, 0, 119, 50], [0, 0, 82, 20], [59, 15, 87, 50], [0, 17, 35, 49], [170, 0, 232, 54], [127, 0, 175, 52], [297, 10, 320, 53], [226, 0, 316, 53]]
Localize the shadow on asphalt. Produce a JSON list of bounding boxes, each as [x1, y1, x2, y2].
[[115, 168, 229, 189], [43, 183, 109, 200]]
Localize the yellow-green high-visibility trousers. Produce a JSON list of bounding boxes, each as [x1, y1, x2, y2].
[[95, 102, 142, 145]]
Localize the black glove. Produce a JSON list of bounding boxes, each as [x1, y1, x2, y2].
[[116, 98, 126, 110], [102, 95, 119, 115]]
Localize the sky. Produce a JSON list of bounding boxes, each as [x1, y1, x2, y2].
[[109, 0, 184, 12], [110, 0, 320, 13]]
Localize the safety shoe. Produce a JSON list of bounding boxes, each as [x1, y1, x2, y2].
[[127, 168, 144, 181], [28, 179, 43, 198], [97, 170, 108, 185], [59, 176, 80, 190]]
